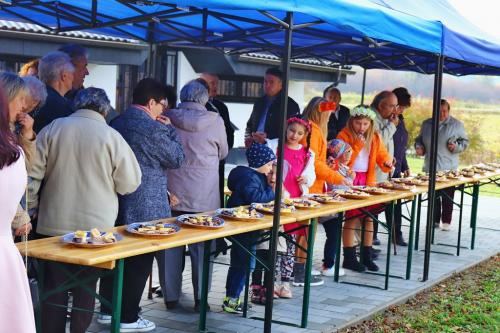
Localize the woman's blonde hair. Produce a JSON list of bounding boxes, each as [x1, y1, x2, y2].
[[346, 115, 375, 151], [302, 96, 330, 138]]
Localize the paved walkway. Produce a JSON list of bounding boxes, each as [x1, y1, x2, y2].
[[88, 193, 500, 333]]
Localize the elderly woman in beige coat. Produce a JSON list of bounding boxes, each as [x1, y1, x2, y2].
[[29, 87, 141, 333], [159, 79, 228, 311]]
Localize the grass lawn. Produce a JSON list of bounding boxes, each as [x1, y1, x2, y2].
[[341, 255, 500, 333]]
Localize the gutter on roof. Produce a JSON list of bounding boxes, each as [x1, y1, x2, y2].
[[238, 54, 356, 75], [0, 29, 147, 50]]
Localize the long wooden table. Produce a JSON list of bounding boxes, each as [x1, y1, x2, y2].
[[18, 170, 500, 333]]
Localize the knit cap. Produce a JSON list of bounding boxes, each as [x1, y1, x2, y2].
[[246, 142, 276, 168]]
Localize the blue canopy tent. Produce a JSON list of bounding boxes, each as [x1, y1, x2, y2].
[[2, 1, 499, 332]]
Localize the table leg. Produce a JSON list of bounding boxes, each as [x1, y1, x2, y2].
[[35, 260, 45, 332], [110, 259, 124, 333], [414, 194, 422, 251], [198, 241, 211, 333], [385, 201, 394, 290], [470, 183, 479, 250], [334, 213, 343, 283], [301, 218, 317, 328], [406, 196, 417, 280], [457, 185, 465, 256]]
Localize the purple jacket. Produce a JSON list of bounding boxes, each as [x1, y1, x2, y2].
[[393, 115, 409, 177], [166, 102, 228, 212]]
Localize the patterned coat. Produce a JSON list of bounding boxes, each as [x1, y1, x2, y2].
[[111, 105, 185, 225]]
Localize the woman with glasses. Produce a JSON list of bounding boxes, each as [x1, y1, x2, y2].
[[370, 91, 398, 245]]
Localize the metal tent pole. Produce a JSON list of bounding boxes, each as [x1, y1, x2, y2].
[[422, 55, 444, 281], [360, 68, 367, 104], [263, 11, 293, 333]]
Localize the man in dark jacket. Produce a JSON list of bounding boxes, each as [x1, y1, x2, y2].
[[99, 78, 185, 332], [244, 67, 300, 146], [324, 86, 350, 141], [34, 51, 75, 133]]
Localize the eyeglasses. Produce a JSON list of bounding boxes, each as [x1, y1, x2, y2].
[[158, 99, 168, 109], [385, 103, 399, 110]]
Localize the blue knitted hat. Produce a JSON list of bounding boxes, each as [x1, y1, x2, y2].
[[246, 142, 276, 168]]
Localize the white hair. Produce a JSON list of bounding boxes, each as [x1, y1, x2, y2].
[[38, 51, 75, 85], [0, 71, 28, 102], [180, 80, 209, 105], [22, 76, 47, 107], [72, 87, 113, 117]]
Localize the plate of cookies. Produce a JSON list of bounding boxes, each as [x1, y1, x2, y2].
[[177, 214, 225, 229], [61, 228, 122, 248], [126, 222, 180, 236], [216, 207, 264, 222]]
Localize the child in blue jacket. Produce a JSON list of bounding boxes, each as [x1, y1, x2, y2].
[[222, 142, 276, 314]]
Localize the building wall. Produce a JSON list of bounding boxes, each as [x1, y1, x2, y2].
[[177, 51, 306, 148], [85, 64, 118, 108]]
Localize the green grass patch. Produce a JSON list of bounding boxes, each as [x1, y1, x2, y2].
[[342, 256, 500, 333]]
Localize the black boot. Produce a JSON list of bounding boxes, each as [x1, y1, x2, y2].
[[361, 246, 379, 272], [342, 247, 366, 272]]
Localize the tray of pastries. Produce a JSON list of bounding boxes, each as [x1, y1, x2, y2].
[[306, 193, 347, 204], [355, 186, 393, 195], [251, 201, 296, 215], [444, 170, 463, 180], [290, 198, 322, 209], [215, 207, 264, 222], [378, 181, 413, 191], [332, 189, 371, 200], [126, 222, 180, 236], [393, 177, 427, 186], [177, 214, 225, 229], [472, 163, 496, 172], [61, 228, 122, 248]]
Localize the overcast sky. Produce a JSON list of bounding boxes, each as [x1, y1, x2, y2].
[[449, 0, 500, 38]]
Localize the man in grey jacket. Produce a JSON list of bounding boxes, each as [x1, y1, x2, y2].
[[415, 99, 469, 230], [30, 88, 141, 333]]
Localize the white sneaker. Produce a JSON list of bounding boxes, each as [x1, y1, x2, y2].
[[120, 317, 156, 332], [441, 223, 451, 231], [97, 314, 111, 324], [311, 268, 321, 276], [321, 266, 346, 277]]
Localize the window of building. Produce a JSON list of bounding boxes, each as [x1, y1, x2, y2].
[[217, 76, 263, 103]]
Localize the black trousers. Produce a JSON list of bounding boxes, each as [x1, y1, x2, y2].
[[99, 252, 155, 323], [41, 261, 100, 333]]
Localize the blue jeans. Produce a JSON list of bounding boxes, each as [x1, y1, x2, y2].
[[225, 231, 259, 298], [322, 217, 342, 268]]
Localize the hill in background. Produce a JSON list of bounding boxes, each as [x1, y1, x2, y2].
[[308, 66, 500, 106]]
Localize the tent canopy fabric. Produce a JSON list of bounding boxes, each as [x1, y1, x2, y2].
[[0, 0, 499, 75]]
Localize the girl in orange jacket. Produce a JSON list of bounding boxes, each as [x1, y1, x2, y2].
[[336, 105, 393, 272]]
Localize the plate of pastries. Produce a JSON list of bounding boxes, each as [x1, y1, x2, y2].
[[177, 214, 225, 229], [355, 186, 393, 195], [61, 228, 121, 248], [332, 189, 371, 200], [393, 177, 427, 186], [252, 200, 296, 215], [216, 207, 264, 222], [306, 193, 347, 204], [378, 181, 414, 191], [290, 198, 322, 209], [126, 222, 180, 236]]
